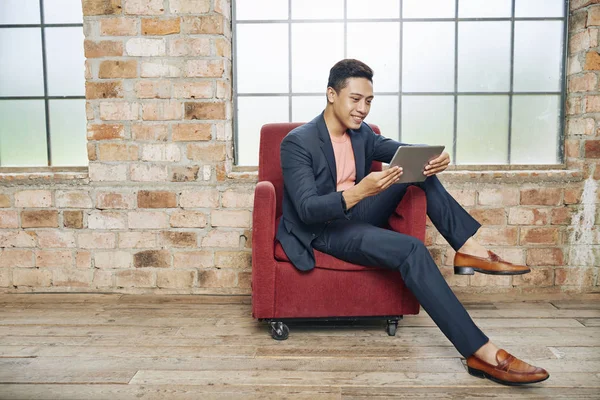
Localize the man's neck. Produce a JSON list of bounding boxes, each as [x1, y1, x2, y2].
[[323, 106, 347, 139]]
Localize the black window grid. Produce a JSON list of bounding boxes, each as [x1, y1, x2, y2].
[[232, 0, 570, 166], [0, 0, 85, 167]]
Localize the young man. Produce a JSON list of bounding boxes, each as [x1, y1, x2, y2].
[[276, 59, 549, 386]]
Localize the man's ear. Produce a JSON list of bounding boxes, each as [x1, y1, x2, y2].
[[326, 87, 336, 104]]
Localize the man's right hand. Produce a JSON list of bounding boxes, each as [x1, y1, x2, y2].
[[342, 166, 403, 209]]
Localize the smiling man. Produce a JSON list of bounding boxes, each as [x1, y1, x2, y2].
[[276, 59, 549, 386]]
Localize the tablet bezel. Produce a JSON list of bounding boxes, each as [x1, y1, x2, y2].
[[389, 145, 446, 183]]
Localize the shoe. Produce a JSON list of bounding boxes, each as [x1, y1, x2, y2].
[[454, 250, 530, 275], [466, 349, 549, 386]]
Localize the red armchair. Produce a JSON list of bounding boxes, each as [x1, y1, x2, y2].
[[251, 123, 426, 340]]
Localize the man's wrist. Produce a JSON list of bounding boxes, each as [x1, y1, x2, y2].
[[342, 185, 363, 210]]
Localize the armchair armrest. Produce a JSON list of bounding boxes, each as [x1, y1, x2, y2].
[[251, 181, 278, 318], [387, 186, 427, 242]]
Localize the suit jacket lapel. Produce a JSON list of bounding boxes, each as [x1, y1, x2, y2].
[[349, 129, 365, 183], [316, 113, 337, 185]]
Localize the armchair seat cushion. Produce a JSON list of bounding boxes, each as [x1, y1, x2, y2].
[[274, 241, 379, 272]]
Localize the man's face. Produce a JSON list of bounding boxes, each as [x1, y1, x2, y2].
[[328, 77, 374, 130]]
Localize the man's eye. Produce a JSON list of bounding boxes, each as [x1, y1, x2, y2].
[[351, 98, 360, 102]]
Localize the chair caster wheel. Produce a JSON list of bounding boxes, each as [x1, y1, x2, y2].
[[270, 321, 289, 340], [386, 320, 398, 336]]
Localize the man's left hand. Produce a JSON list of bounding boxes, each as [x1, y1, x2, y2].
[[424, 152, 451, 176]]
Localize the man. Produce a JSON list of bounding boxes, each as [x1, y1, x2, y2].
[[276, 59, 549, 386]]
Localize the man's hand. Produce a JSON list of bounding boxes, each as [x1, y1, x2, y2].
[[424, 151, 451, 176], [342, 166, 403, 209]]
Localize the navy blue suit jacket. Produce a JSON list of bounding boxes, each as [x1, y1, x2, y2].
[[276, 112, 411, 271]]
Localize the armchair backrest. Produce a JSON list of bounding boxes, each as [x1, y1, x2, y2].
[[258, 123, 382, 219]]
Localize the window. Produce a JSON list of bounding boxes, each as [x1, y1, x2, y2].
[[233, 0, 567, 167], [0, 0, 87, 167]]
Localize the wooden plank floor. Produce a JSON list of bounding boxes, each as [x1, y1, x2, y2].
[[0, 293, 599, 399]]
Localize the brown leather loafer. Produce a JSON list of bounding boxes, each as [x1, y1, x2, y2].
[[454, 250, 530, 275], [466, 349, 549, 386]]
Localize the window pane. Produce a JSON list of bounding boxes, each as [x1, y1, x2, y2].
[[403, 0, 456, 18], [0, 0, 40, 25], [49, 100, 88, 166], [46, 27, 85, 96], [458, 0, 511, 18], [513, 21, 563, 92], [0, 28, 44, 96], [44, 0, 84, 24], [402, 96, 454, 154], [236, 24, 288, 93], [292, 0, 343, 19], [403, 22, 455, 92], [292, 23, 344, 93], [456, 96, 509, 164], [347, 23, 400, 92], [515, 0, 564, 17], [458, 22, 510, 92], [364, 95, 399, 141], [292, 96, 325, 122], [237, 96, 289, 166], [511, 95, 560, 164], [0, 100, 47, 167], [347, 0, 400, 19], [235, 0, 288, 20]]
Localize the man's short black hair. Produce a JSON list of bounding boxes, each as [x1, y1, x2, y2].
[[327, 59, 374, 93]]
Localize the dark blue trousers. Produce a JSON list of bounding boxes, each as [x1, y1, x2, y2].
[[312, 175, 489, 358]]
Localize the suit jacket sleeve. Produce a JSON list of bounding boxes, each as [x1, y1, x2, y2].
[[368, 125, 414, 163], [281, 134, 350, 226]]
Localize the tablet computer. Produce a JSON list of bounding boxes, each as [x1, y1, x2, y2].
[[389, 145, 446, 183]]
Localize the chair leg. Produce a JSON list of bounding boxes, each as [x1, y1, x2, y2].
[[269, 321, 289, 340], [386, 316, 402, 336]]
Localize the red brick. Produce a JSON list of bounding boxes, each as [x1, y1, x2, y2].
[[21, 210, 58, 228], [567, 97, 582, 115], [173, 251, 213, 268], [201, 230, 240, 248], [137, 191, 177, 208], [84, 40, 123, 58], [198, 269, 237, 288], [99, 60, 137, 78], [478, 188, 519, 206], [87, 124, 125, 140], [588, 4, 600, 24], [142, 101, 183, 120], [13, 269, 52, 287], [115, 270, 153, 287], [170, 166, 200, 182], [185, 60, 224, 78], [567, 118, 595, 136], [36, 250, 72, 268], [131, 124, 168, 141], [156, 270, 195, 289], [134, 250, 170, 268], [142, 17, 180, 35], [508, 208, 550, 226], [564, 188, 583, 204], [181, 15, 224, 34], [555, 267, 595, 286], [100, 17, 137, 35], [170, 210, 207, 228], [526, 248, 564, 266], [160, 231, 197, 247], [468, 208, 506, 225], [135, 80, 171, 99], [520, 188, 563, 206], [565, 139, 581, 158], [0, 249, 34, 268], [474, 227, 518, 246], [86, 81, 123, 99], [0, 211, 19, 228], [97, 143, 139, 161], [571, 10, 588, 31], [184, 102, 226, 120], [211, 210, 251, 228], [569, 73, 598, 92], [551, 207, 574, 225], [173, 124, 212, 141], [179, 190, 219, 208], [15, 190, 52, 207], [520, 227, 560, 245], [584, 140, 600, 157], [82, 0, 122, 16], [77, 232, 116, 249], [97, 192, 135, 209], [513, 267, 554, 287], [118, 232, 157, 248], [0, 194, 10, 208], [215, 251, 252, 269], [186, 143, 226, 162], [37, 231, 76, 248]]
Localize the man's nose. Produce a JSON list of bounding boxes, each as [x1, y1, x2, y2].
[[357, 101, 368, 114]]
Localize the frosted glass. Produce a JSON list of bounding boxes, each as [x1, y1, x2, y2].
[[236, 24, 288, 93], [403, 23, 455, 92], [0, 101, 47, 167], [459, 0, 511, 18], [511, 95, 560, 164], [237, 97, 289, 166], [458, 22, 510, 92], [235, 0, 288, 20], [0, 0, 40, 24], [403, 0, 456, 18], [516, 0, 564, 17], [514, 21, 563, 92], [456, 96, 509, 164], [347, 23, 400, 92], [292, 96, 326, 122], [0, 28, 44, 96], [45, 27, 85, 96], [49, 100, 88, 166], [292, 0, 343, 19], [44, 0, 84, 24], [292, 23, 344, 93], [402, 96, 454, 153], [363, 95, 399, 142], [347, 0, 400, 19]]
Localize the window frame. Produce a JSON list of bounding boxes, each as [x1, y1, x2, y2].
[[231, 0, 570, 167]]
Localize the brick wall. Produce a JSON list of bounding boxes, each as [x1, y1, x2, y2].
[[0, 0, 598, 294]]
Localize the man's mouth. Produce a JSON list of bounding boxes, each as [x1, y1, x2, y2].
[[351, 115, 364, 124]]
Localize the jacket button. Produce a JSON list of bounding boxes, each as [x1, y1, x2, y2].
[[312, 233, 316, 237]]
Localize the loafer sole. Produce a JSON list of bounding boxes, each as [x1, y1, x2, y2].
[[454, 266, 531, 276], [468, 366, 549, 386]]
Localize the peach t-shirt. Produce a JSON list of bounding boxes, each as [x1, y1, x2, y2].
[[330, 132, 356, 191]]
